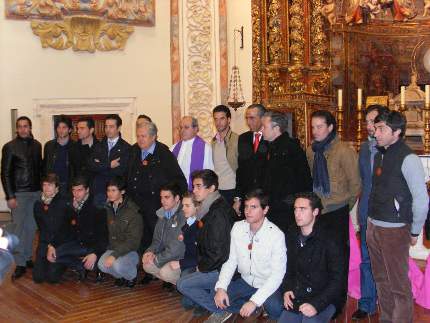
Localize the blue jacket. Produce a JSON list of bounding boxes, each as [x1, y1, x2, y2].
[[358, 140, 374, 226]]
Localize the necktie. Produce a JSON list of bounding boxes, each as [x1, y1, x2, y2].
[[108, 141, 115, 154], [253, 133, 261, 153]]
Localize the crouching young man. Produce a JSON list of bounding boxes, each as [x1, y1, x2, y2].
[[279, 192, 346, 323], [97, 177, 143, 288], [142, 182, 186, 288], [181, 189, 286, 322]]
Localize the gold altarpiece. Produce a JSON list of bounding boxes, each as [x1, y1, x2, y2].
[[252, 0, 430, 147]]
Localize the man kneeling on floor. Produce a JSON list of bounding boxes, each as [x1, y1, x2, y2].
[[142, 182, 186, 291], [279, 192, 346, 323], [46, 176, 108, 282], [97, 177, 143, 288], [179, 188, 286, 322]]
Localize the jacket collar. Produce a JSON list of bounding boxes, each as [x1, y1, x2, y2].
[[156, 202, 182, 219], [212, 127, 232, 144]]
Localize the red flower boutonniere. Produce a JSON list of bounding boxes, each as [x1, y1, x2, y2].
[[375, 167, 382, 177], [43, 204, 49, 212], [197, 220, 204, 229], [178, 234, 184, 241], [142, 160, 149, 166], [71, 219, 77, 226]]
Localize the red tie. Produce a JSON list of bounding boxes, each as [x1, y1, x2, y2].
[[253, 133, 261, 153]]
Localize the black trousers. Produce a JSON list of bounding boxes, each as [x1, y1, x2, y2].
[[33, 243, 65, 284], [55, 240, 92, 270]]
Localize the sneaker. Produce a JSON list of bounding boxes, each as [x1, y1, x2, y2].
[[204, 312, 233, 323], [352, 309, 375, 320]]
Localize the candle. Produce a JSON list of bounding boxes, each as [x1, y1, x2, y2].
[[338, 89, 343, 107], [357, 88, 362, 108], [426, 85, 429, 106], [401, 86, 405, 106]]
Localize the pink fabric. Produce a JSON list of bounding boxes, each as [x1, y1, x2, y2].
[[348, 217, 361, 299], [409, 257, 424, 300], [416, 255, 430, 308]]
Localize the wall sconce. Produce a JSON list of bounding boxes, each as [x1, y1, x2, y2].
[[227, 27, 245, 111]]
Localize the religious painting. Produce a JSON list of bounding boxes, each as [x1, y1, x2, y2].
[[5, 0, 155, 26]]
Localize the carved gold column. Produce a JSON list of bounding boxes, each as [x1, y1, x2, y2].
[[337, 103, 344, 140], [288, 0, 305, 93], [310, 0, 328, 67], [356, 103, 363, 151], [252, 0, 262, 103]]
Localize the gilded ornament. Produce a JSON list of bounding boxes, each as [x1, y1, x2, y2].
[[252, 0, 262, 103], [31, 16, 134, 52]]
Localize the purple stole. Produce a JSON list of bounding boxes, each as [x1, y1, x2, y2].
[[172, 136, 206, 191]]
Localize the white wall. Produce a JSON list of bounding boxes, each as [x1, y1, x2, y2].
[[0, 1, 172, 146], [226, 0, 253, 134]]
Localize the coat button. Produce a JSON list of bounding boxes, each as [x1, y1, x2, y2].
[[306, 287, 312, 293], [151, 191, 155, 195]]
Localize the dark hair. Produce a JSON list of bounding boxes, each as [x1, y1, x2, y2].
[[365, 104, 389, 117], [71, 175, 90, 189], [191, 169, 219, 191], [374, 110, 407, 137], [54, 115, 73, 130], [105, 114, 122, 128], [247, 104, 266, 117], [77, 117, 95, 130], [160, 182, 182, 198], [244, 189, 269, 209], [295, 192, 323, 213], [106, 176, 126, 191], [311, 110, 337, 133], [263, 111, 289, 133], [41, 173, 59, 187], [16, 116, 32, 128], [137, 114, 152, 122], [212, 105, 231, 119]]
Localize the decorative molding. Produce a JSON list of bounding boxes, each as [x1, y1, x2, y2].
[[267, 0, 283, 65], [170, 0, 181, 143], [251, 0, 262, 103], [185, 0, 214, 142], [31, 16, 134, 52]]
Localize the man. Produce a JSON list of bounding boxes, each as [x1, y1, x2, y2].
[[211, 105, 239, 205], [73, 117, 97, 180], [1, 116, 42, 279], [142, 182, 186, 288], [236, 104, 268, 201], [367, 110, 428, 323], [172, 116, 214, 191], [98, 177, 143, 288], [202, 189, 286, 323], [46, 176, 108, 282], [177, 169, 236, 317], [262, 111, 312, 233], [352, 105, 389, 320], [306, 110, 360, 290], [89, 114, 131, 207], [128, 121, 187, 253], [279, 192, 346, 323], [43, 115, 77, 195]]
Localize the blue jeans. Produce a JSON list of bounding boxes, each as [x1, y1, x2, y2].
[[97, 250, 139, 280], [179, 267, 197, 309], [177, 272, 283, 320], [278, 304, 336, 323], [358, 222, 377, 314]]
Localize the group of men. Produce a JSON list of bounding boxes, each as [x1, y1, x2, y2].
[[0, 102, 427, 323]]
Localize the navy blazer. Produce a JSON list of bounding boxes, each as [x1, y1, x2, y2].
[[358, 140, 373, 226]]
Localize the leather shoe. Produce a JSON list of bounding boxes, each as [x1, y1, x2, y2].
[[114, 278, 126, 287], [140, 274, 153, 285], [95, 271, 104, 283], [352, 309, 374, 320], [77, 269, 87, 281], [126, 278, 137, 288], [192, 306, 210, 317], [12, 266, 27, 280], [162, 282, 175, 292], [26, 260, 34, 269]]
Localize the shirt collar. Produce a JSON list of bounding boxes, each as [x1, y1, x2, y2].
[[142, 142, 156, 154], [108, 136, 119, 145]]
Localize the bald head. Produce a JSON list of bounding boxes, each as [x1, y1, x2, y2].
[[180, 116, 199, 141]]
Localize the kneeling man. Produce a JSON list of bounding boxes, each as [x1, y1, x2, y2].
[[279, 192, 346, 323], [183, 189, 286, 322]]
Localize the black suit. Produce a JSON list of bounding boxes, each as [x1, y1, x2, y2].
[[127, 141, 187, 250], [236, 131, 268, 197], [88, 137, 131, 207]]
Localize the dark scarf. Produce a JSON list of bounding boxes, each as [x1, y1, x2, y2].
[[311, 131, 336, 197]]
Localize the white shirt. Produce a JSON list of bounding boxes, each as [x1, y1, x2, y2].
[[171, 137, 214, 186], [215, 218, 287, 306]]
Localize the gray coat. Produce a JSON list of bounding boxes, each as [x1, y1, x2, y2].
[[146, 204, 186, 267]]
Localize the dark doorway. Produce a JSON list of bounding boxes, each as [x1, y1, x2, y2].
[[53, 114, 109, 141]]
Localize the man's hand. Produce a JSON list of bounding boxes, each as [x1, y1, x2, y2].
[[110, 158, 120, 169], [283, 291, 295, 310], [47, 245, 56, 263], [411, 236, 418, 246], [104, 255, 116, 268], [169, 260, 180, 270], [239, 301, 257, 317], [214, 288, 230, 310], [82, 253, 98, 270], [142, 252, 155, 266], [299, 303, 317, 317], [7, 198, 17, 209]]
